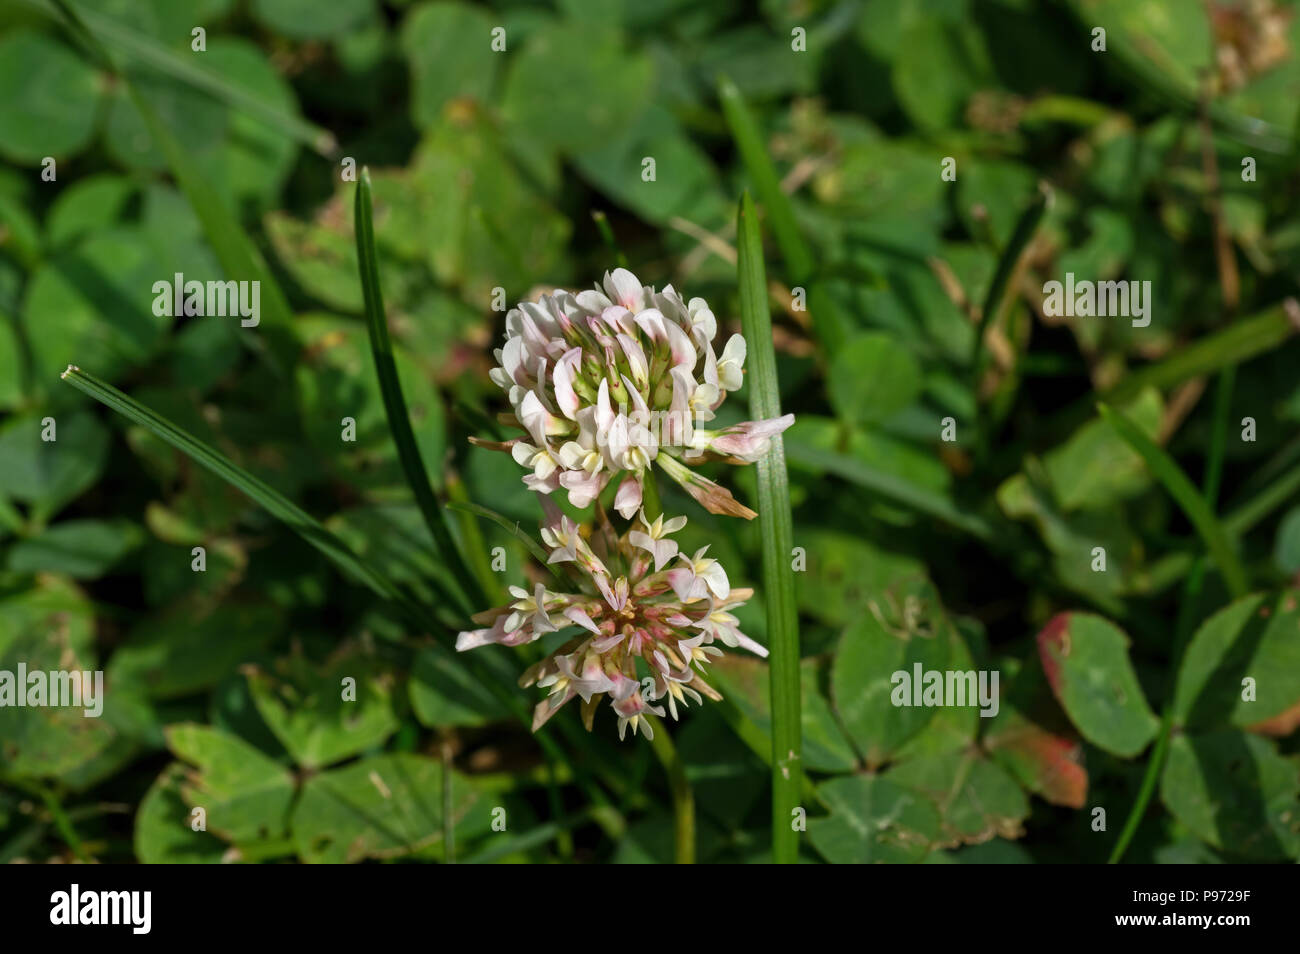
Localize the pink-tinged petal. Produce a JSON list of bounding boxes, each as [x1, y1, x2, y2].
[[502, 336, 530, 387], [519, 390, 555, 445], [592, 631, 625, 653], [595, 378, 615, 434], [575, 288, 612, 313], [519, 312, 551, 357], [456, 615, 516, 651], [633, 308, 667, 344], [563, 605, 601, 635], [604, 268, 645, 311], [666, 567, 702, 602], [614, 474, 643, 519], [663, 318, 697, 368], [559, 468, 607, 508], [595, 574, 629, 612], [709, 413, 795, 461], [600, 305, 636, 337], [553, 347, 583, 420], [537, 491, 565, 533], [732, 631, 769, 658]]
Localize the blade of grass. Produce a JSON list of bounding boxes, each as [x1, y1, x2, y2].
[[49, 0, 298, 375], [446, 501, 553, 569], [61, 366, 623, 819], [62, 366, 419, 607], [737, 191, 802, 864], [719, 76, 849, 353], [646, 716, 695, 864], [355, 168, 484, 612], [1098, 402, 1248, 598]]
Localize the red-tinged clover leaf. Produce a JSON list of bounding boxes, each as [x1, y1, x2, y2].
[[1037, 612, 1158, 757], [1160, 729, 1300, 861], [1172, 590, 1300, 731], [808, 775, 940, 864], [984, 656, 1088, 808]]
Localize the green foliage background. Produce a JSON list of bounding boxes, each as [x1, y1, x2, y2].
[[1, 0, 1299, 863]]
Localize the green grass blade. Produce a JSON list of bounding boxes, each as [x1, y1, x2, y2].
[[60, 366, 623, 805], [355, 169, 485, 611], [49, 0, 298, 375], [1098, 402, 1248, 597], [783, 439, 997, 542], [61, 366, 413, 609], [737, 191, 802, 864], [446, 501, 553, 569], [719, 76, 848, 353]]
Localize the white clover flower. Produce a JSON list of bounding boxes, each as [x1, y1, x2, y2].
[[455, 498, 767, 741], [480, 268, 795, 520]]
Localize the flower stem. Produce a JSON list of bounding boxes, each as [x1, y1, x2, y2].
[[736, 192, 802, 864], [646, 716, 694, 864]]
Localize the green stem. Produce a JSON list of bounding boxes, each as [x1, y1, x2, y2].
[[646, 716, 695, 864], [737, 191, 802, 864]]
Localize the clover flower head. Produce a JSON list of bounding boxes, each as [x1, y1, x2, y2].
[[482, 268, 795, 521], [455, 501, 766, 740]]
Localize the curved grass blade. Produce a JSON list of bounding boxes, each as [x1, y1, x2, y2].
[[59, 366, 622, 809], [446, 501, 553, 569], [61, 366, 412, 608], [355, 169, 485, 612], [737, 191, 802, 864], [719, 76, 848, 353], [1097, 402, 1248, 597]]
